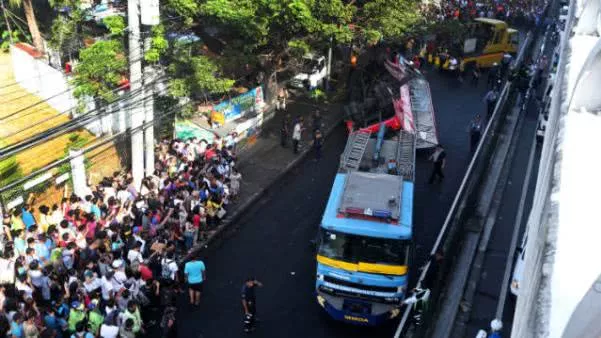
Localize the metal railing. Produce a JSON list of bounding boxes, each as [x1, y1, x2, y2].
[[393, 31, 534, 338]]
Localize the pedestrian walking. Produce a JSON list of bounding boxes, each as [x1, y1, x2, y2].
[[280, 115, 290, 147], [488, 63, 499, 88], [501, 52, 513, 78], [184, 257, 206, 306], [468, 114, 483, 153], [276, 87, 288, 111], [312, 110, 322, 134], [471, 64, 481, 86], [292, 117, 304, 154], [483, 88, 499, 118], [241, 278, 263, 333], [313, 129, 323, 160], [428, 144, 446, 184]]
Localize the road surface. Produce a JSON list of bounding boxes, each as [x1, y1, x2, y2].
[[174, 70, 496, 338]]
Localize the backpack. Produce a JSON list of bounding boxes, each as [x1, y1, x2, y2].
[[161, 259, 173, 280]]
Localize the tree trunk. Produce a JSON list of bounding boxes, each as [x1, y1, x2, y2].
[[21, 0, 44, 53]]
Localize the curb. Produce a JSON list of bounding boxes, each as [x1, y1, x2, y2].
[[184, 113, 343, 261]]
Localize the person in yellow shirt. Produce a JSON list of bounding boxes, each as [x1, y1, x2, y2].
[[11, 209, 25, 232]]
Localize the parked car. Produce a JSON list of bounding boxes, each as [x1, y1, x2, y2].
[[511, 234, 528, 296]]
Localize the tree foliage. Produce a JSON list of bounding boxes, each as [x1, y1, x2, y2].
[[359, 0, 422, 43], [167, 42, 235, 99], [71, 40, 127, 103], [144, 24, 169, 63], [102, 15, 126, 36]]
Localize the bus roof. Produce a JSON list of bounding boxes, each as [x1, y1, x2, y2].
[[320, 173, 413, 240], [474, 17, 509, 28]]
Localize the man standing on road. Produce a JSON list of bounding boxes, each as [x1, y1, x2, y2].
[[292, 117, 304, 154], [241, 278, 263, 333], [280, 115, 291, 148], [313, 129, 323, 160], [483, 88, 499, 118], [276, 87, 288, 111], [468, 114, 483, 153], [428, 144, 446, 184], [184, 257, 206, 306]]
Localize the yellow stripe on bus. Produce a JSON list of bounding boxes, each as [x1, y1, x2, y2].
[[317, 255, 407, 276]]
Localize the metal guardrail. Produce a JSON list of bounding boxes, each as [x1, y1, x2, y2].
[[393, 31, 534, 338]]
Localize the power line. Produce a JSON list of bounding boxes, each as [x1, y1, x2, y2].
[[0, 76, 171, 161], [0, 94, 190, 195], [0, 74, 168, 145]]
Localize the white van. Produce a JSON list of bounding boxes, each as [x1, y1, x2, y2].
[[289, 54, 327, 90]]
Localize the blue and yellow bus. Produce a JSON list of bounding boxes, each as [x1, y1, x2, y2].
[[315, 127, 416, 325]]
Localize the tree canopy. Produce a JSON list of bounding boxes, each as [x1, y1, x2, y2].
[[71, 40, 127, 103]]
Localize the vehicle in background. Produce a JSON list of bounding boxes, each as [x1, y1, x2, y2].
[[559, 5, 569, 26], [289, 54, 327, 90], [536, 111, 548, 143], [315, 126, 416, 325], [454, 18, 519, 69], [511, 234, 528, 296]]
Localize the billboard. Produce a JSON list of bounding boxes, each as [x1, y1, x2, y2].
[[213, 86, 265, 122]]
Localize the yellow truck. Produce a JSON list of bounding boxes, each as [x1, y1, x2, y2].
[[436, 18, 519, 70], [460, 18, 519, 68]]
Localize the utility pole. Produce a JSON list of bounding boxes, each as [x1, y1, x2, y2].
[[140, 0, 160, 177], [128, 0, 145, 188], [143, 36, 155, 176], [0, 0, 14, 44]]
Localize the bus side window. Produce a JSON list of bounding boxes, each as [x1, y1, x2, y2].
[[494, 30, 502, 44]]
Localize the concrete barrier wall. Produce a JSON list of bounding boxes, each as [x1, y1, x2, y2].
[[10, 44, 78, 113]]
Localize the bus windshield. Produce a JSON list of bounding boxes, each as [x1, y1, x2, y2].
[[318, 229, 409, 266]]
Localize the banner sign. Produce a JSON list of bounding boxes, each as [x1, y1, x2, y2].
[[213, 86, 265, 122], [141, 0, 160, 26], [175, 120, 217, 142]]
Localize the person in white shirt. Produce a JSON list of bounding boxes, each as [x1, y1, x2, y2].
[[101, 273, 114, 301], [292, 117, 304, 154], [111, 260, 127, 291], [127, 242, 144, 266], [100, 310, 120, 338], [83, 270, 102, 295]]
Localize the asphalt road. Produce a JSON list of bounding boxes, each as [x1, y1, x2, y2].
[[173, 70, 493, 338]]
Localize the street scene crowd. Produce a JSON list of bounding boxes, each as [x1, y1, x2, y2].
[[422, 0, 547, 26], [0, 134, 242, 337]]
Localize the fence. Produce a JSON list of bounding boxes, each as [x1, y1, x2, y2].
[[393, 29, 537, 338]]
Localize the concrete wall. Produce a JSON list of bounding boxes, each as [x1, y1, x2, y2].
[[511, 0, 601, 336], [10, 44, 77, 113], [10, 43, 133, 137]]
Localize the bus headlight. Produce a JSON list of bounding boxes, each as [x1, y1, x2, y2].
[[397, 285, 406, 293], [389, 308, 401, 319], [317, 274, 324, 281], [317, 295, 326, 308]]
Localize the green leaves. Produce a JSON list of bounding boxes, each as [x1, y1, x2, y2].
[[360, 0, 421, 43], [167, 45, 235, 99], [144, 24, 169, 63], [102, 16, 126, 36], [71, 40, 127, 103]]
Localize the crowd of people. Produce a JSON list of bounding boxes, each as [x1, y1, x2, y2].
[[0, 134, 241, 337], [421, 0, 547, 27]]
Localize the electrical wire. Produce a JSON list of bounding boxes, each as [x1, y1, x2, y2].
[[0, 94, 191, 193], [0, 76, 171, 159]]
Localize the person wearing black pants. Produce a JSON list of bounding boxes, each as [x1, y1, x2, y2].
[[428, 144, 446, 184], [241, 278, 263, 333]]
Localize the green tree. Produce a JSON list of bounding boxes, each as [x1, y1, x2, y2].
[[198, 0, 355, 70], [358, 0, 422, 44], [8, 0, 44, 52], [71, 40, 127, 104], [167, 42, 235, 99]]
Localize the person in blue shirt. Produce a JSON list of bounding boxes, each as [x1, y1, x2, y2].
[[13, 230, 27, 257], [10, 313, 23, 338], [34, 234, 50, 264], [21, 205, 36, 230], [184, 258, 206, 306]]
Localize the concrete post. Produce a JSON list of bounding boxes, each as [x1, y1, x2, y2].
[[143, 37, 155, 177], [128, 0, 145, 188], [69, 149, 88, 198]]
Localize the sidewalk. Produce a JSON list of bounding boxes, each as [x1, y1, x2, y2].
[[188, 94, 344, 256]]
